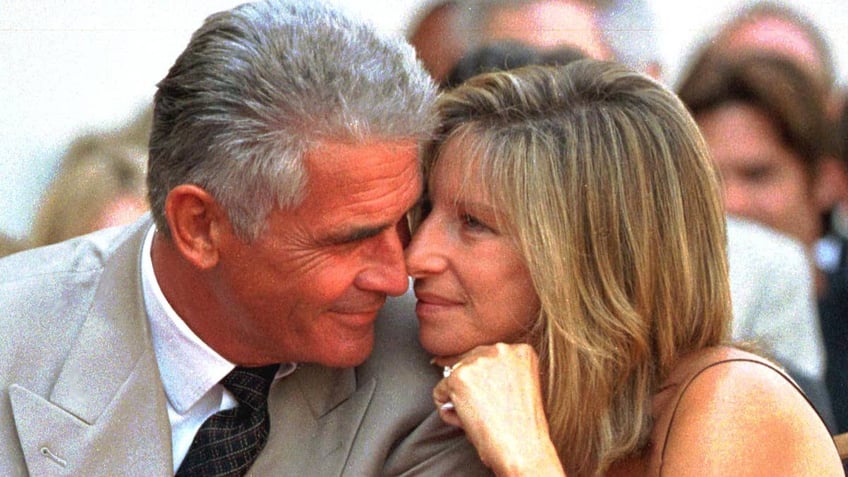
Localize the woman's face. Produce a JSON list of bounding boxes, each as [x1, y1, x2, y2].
[[405, 137, 540, 357]]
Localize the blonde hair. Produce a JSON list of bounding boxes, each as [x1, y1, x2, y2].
[[422, 60, 731, 475]]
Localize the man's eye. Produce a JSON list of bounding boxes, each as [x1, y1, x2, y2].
[[742, 166, 772, 183]]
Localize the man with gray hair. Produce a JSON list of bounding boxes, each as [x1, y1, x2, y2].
[[0, 1, 489, 475]]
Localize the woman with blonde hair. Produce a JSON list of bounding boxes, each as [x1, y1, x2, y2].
[[405, 59, 842, 475]]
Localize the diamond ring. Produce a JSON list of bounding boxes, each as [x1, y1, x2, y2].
[[442, 362, 462, 378]]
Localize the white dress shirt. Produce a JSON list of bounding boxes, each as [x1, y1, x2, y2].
[[140, 225, 295, 472]]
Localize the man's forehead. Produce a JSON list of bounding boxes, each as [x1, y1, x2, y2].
[[299, 139, 422, 209], [303, 139, 417, 175]]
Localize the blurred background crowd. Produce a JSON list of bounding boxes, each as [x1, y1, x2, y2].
[[3, 0, 848, 443]]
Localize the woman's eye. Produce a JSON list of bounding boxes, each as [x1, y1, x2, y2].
[[461, 213, 489, 231]]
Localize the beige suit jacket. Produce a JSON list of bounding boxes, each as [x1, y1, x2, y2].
[[0, 217, 490, 476]]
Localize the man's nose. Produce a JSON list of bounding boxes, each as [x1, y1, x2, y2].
[[405, 214, 447, 279], [356, 227, 410, 296]]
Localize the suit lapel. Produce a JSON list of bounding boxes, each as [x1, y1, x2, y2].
[[250, 364, 376, 476], [9, 219, 172, 475]]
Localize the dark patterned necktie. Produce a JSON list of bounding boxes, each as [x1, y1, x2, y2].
[[175, 364, 280, 477]]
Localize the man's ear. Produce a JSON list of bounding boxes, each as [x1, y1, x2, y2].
[[814, 155, 848, 213], [163, 184, 226, 269]]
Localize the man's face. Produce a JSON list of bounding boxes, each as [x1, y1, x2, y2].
[[213, 140, 421, 367], [696, 102, 820, 248]]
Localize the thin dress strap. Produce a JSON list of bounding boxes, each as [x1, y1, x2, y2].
[[654, 349, 824, 476]]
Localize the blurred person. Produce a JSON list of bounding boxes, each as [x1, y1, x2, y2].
[[0, 1, 489, 475], [443, 40, 542, 89], [680, 0, 848, 244], [818, 97, 848, 270], [406, 60, 842, 476], [29, 135, 148, 247], [409, 0, 657, 88], [727, 215, 832, 427], [679, 54, 830, 284], [690, 1, 838, 107], [407, 0, 467, 84], [458, 0, 613, 60]]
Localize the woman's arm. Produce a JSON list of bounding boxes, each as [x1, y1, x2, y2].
[[432, 343, 566, 477]]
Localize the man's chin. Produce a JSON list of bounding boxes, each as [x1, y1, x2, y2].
[[318, 334, 375, 368]]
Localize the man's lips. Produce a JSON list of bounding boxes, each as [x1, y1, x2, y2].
[[328, 298, 386, 321]]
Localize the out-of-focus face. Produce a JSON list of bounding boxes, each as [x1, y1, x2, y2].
[[405, 137, 540, 357], [213, 140, 421, 367], [481, 0, 611, 60], [696, 102, 820, 248], [409, 2, 466, 83]]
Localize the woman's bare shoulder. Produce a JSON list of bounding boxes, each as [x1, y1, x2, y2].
[[658, 347, 842, 476]]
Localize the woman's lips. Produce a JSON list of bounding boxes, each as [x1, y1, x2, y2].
[[413, 291, 462, 317]]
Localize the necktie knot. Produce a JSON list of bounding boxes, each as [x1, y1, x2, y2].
[[176, 363, 281, 477], [222, 364, 279, 413]]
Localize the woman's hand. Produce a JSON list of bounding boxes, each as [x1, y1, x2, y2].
[[432, 343, 566, 476]]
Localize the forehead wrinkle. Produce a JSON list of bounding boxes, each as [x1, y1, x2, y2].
[[340, 159, 421, 214]]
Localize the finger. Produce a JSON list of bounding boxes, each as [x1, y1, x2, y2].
[[438, 403, 464, 428], [433, 376, 452, 408], [433, 386, 463, 427]]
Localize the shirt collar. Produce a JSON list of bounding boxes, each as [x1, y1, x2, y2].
[[141, 225, 236, 414]]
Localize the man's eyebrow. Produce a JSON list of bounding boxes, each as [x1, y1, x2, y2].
[[329, 223, 390, 244]]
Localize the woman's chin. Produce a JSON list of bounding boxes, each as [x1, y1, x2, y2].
[[419, 327, 473, 357]]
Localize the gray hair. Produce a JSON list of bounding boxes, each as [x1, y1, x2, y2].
[[148, 0, 437, 240]]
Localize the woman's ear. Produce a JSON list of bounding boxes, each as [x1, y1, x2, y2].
[[163, 184, 226, 269]]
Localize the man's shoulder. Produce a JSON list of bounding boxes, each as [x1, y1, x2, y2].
[[726, 216, 808, 268], [0, 220, 145, 286], [726, 216, 812, 292], [0, 218, 150, 361], [344, 290, 493, 476]]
